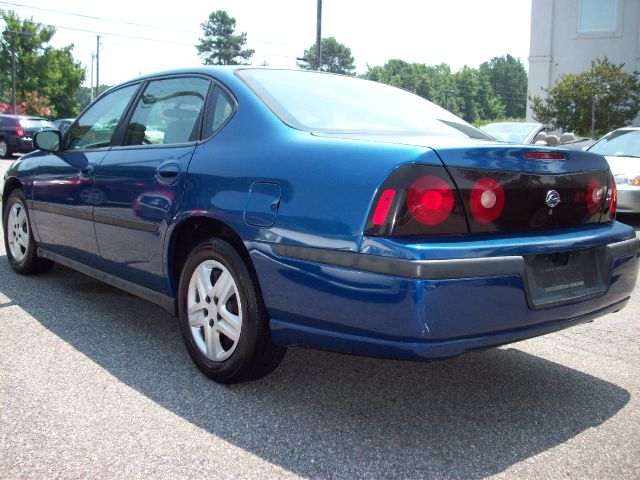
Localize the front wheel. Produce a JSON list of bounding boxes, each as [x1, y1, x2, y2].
[[178, 239, 286, 384], [3, 189, 54, 274]]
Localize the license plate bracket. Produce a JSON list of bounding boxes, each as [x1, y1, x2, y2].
[[524, 247, 607, 308]]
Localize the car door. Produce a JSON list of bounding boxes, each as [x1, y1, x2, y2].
[[30, 84, 140, 265], [92, 76, 211, 293]]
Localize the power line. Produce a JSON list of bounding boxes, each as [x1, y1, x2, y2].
[[0, 1, 299, 47], [0, 1, 193, 34], [3, 20, 299, 60]]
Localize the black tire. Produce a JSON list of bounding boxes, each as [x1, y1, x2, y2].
[[3, 189, 54, 274], [178, 238, 286, 384], [0, 138, 11, 159]]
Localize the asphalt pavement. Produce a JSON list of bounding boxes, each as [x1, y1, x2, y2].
[[1, 157, 639, 479]]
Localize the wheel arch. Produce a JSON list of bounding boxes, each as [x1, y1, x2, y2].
[[165, 213, 257, 297], [2, 177, 23, 217]]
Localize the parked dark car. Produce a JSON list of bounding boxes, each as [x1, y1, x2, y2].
[[0, 114, 55, 158], [3, 68, 639, 384]]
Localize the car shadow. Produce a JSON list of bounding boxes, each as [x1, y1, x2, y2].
[[0, 257, 630, 478]]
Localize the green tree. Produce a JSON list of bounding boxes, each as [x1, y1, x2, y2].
[[530, 58, 640, 137], [298, 37, 355, 75], [362, 59, 505, 122], [453, 66, 505, 123], [76, 84, 111, 112], [0, 10, 85, 117], [479, 54, 527, 118], [362, 60, 456, 105], [196, 10, 254, 65]]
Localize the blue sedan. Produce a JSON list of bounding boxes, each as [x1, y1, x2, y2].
[[2, 67, 639, 383]]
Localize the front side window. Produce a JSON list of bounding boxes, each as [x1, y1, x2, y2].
[[67, 84, 138, 150], [123, 77, 210, 146], [579, 0, 617, 32]]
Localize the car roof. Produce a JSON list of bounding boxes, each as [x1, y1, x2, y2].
[[0, 114, 47, 120]]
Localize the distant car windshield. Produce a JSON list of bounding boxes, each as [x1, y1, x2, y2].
[[479, 122, 541, 143], [20, 119, 54, 129], [237, 69, 491, 140], [589, 129, 640, 158]]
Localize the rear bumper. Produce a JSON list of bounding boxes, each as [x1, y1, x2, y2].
[[616, 184, 640, 213], [269, 297, 629, 360], [10, 136, 34, 153], [250, 222, 639, 360]]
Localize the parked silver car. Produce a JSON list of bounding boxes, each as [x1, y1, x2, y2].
[[588, 127, 640, 213]]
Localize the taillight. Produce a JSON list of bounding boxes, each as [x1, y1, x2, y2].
[[586, 178, 605, 215], [601, 175, 617, 222], [469, 177, 505, 223], [406, 176, 454, 226], [16, 127, 24, 137], [372, 189, 396, 225], [365, 165, 468, 237]]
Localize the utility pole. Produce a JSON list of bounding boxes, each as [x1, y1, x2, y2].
[[591, 95, 596, 139], [90, 53, 95, 102], [443, 89, 456, 111], [314, 0, 322, 71], [2, 30, 32, 114], [96, 35, 100, 96]]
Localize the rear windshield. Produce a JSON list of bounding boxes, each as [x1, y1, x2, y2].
[[20, 119, 55, 129], [237, 69, 491, 139], [480, 123, 541, 143], [589, 129, 640, 158]]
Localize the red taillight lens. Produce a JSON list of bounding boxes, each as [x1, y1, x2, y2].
[[406, 176, 454, 226], [607, 177, 617, 219], [364, 165, 468, 237], [469, 177, 505, 223], [372, 189, 396, 225], [586, 178, 605, 215], [16, 127, 24, 137], [523, 152, 566, 160]]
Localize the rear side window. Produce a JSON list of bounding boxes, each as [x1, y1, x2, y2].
[[123, 77, 210, 146], [67, 84, 139, 150]]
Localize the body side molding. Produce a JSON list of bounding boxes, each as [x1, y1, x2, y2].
[[37, 248, 176, 315]]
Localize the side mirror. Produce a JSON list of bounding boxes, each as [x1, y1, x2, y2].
[[34, 130, 62, 152]]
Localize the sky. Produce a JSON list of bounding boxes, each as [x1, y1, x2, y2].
[[0, 0, 532, 88]]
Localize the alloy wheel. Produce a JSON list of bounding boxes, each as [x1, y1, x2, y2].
[[187, 259, 242, 361], [6, 202, 29, 262]]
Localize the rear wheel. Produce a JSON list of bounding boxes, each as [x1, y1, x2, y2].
[[3, 189, 54, 274], [178, 238, 286, 383], [0, 138, 11, 159]]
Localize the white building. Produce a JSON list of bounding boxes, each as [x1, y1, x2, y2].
[[527, 0, 640, 124]]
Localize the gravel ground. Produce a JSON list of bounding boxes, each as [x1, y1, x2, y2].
[[1, 157, 639, 479]]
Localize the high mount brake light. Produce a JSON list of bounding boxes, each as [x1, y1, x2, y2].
[[406, 176, 454, 226], [469, 177, 505, 223], [523, 152, 566, 160]]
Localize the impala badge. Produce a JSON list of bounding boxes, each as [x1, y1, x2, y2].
[[545, 190, 561, 208]]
